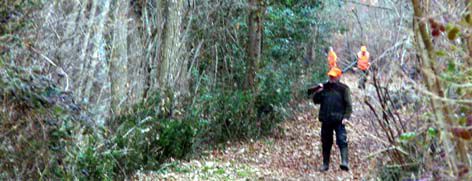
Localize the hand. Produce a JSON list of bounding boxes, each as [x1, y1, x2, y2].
[[342, 119, 348, 125], [316, 83, 324, 93]]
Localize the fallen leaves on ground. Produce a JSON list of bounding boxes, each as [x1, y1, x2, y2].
[[137, 73, 385, 180]]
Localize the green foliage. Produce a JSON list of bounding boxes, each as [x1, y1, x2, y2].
[[0, 0, 43, 35], [1, 0, 44, 60], [0, 76, 197, 180], [184, 0, 322, 145], [257, 65, 292, 112], [264, 4, 317, 61], [0, 64, 84, 179], [428, 127, 438, 137], [108, 93, 196, 173], [198, 89, 256, 141], [72, 134, 117, 180], [186, 66, 293, 143], [447, 26, 460, 40], [52, 93, 196, 180], [399, 132, 417, 142], [65, 84, 291, 179], [263, 1, 334, 101], [0, 0, 340, 179], [377, 162, 421, 181]]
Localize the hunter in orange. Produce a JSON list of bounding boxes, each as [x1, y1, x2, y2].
[[313, 66, 352, 172], [327, 47, 337, 69], [357, 46, 370, 71], [357, 45, 370, 89]]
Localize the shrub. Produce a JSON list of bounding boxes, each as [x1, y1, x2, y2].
[[79, 92, 197, 178], [0, 64, 85, 179], [191, 71, 293, 143]]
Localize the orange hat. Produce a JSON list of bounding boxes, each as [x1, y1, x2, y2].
[[327, 67, 342, 78], [361, 46, 367, 52]]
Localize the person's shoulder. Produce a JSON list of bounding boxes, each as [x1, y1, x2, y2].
[[337, 82, 350, 90]]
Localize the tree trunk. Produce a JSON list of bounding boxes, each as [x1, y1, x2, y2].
[[142, 1, 165, 99], [77, 0, 98, 99], [125, 4, 146, 105], [110, 0, 129, 116], [159, 0, 185, 92], [246, 0, 263, 92]]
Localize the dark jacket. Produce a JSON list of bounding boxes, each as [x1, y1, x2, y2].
[[313, 81, 352, 123]]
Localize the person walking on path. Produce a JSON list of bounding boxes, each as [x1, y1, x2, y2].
[[312, 67, 352, 172], [357, 45, 370, 89], [327, 47, 338, 69]]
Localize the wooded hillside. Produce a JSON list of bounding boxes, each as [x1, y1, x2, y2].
[[1, 0, 470, 180]]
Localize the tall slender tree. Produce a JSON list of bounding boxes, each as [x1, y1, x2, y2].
[[110, 0, 129, 116], [246, 0, 263, 91], [246, 0, 264, 92], [159, 0, 185, 92]]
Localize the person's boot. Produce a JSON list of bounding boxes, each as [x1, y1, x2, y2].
[[340, 147, 349, 171], [358, 79, 365, 90], [319, 148, 331, 172]]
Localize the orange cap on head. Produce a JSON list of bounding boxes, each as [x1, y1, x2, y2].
[[327, 67, 342, 78], [361, 46, 367, 52]]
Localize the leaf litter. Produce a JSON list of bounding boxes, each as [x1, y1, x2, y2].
[[137, 74, 385, 180]]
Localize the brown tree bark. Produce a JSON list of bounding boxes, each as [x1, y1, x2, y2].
[[110, 0, 129, 116], [159, 0, 185, 92], [246, 0, 263, 92]]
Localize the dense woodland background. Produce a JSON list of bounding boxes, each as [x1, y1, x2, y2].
[[0, 0, 471, 180]]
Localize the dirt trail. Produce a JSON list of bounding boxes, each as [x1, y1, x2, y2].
[[141, 73, 382, 180]]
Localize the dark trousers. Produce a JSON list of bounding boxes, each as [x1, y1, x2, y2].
[[358, 70, 369, 89], [321, 122, 348, 155]]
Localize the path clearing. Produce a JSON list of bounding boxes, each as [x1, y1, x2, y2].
[[138, 73, 383, 180]]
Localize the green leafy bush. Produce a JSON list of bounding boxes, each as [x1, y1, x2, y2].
[[0, 0, 335, 179], [191, 73, 292, 143], [106, 93, 196, 174], [0, 64, 85, 179], [198, 90, 256, 142], [62, 85, 293, 179], [71, 134, 117, 180]]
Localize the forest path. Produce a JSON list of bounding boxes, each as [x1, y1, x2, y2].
[[138, 73, 382, 180]]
